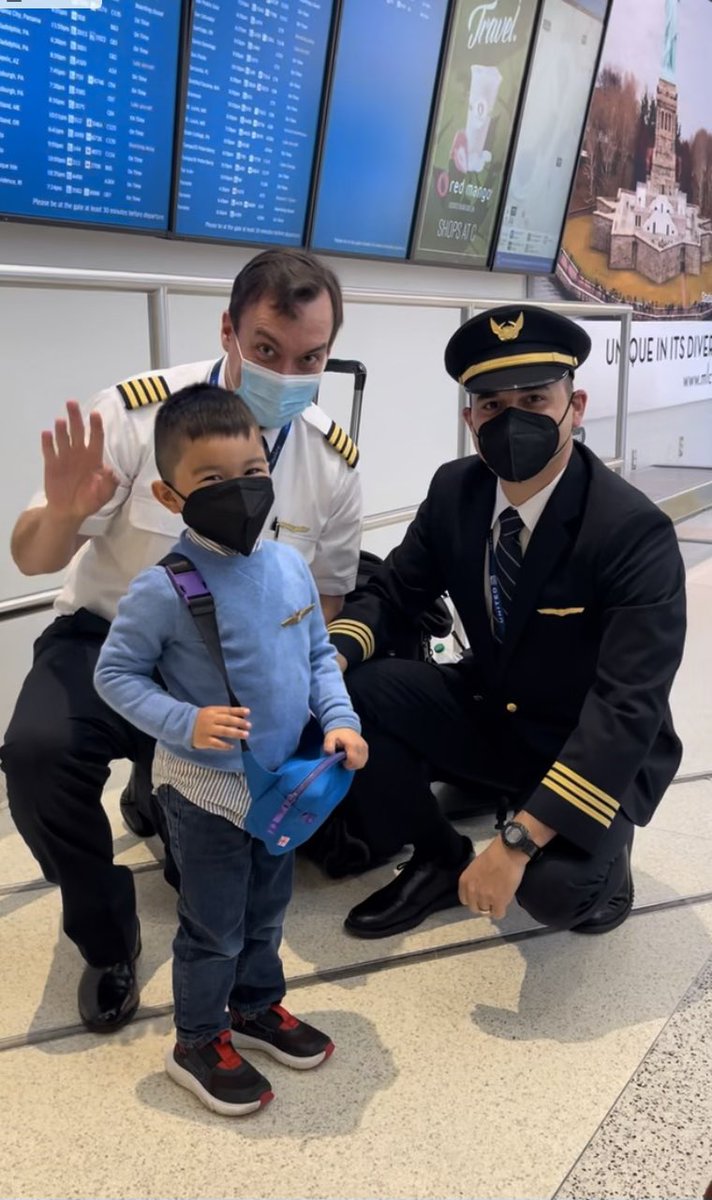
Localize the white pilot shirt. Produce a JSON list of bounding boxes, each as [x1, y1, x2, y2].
[[25, 358, 362, 622], [485, 466, 567, 622]]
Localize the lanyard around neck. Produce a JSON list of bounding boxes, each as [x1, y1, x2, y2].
[[487, 529, 507, 642]]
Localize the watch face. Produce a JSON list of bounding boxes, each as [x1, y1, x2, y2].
[[505, 824, 525, 847]]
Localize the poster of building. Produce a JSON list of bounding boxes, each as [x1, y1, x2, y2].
[[542, 0, 712, 318]]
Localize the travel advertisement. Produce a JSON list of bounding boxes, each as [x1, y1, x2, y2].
[[412, 0, 539, 267], [546, 0, 712, 318]]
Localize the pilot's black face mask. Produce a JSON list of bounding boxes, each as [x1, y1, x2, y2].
[[167, 476, 274, 555], [474, 399, 573, 483]]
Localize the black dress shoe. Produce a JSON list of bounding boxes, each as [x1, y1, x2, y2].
[[78, 925, 142, 1033], [573, 848, 634, 935], [344, 842, 473, 939]]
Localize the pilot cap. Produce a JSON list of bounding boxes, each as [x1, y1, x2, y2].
[[444, 304, 591, 394]]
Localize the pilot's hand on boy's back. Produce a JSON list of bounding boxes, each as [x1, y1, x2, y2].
[[192, 706, 251, 751], [323, 728, 369, 770]]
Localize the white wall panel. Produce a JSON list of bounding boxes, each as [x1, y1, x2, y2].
[[0, 288, 150, 602]]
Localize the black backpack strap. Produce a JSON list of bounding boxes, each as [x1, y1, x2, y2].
[[160, 554, 247, 737]]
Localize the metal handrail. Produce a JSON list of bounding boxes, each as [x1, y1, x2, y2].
[[0, 263, 633, 623], [0, 263, 634, 311], [0, 262, 633, 400], [0, 589, 59, 622]]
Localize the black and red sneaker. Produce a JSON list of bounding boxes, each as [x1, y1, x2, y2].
[[165, 1030, 274, 1116], [231, 1003, 334, 1070]]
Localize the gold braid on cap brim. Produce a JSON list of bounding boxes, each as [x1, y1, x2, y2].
[[459, 351, 578, 386]]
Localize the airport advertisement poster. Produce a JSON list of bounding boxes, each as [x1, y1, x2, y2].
[[575, 319, 712, 418], [412, 0, 538, 267], [545, 0, 712, 318]]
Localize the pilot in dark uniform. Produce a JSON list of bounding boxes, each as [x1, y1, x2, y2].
[[328, 304, 686, 939]]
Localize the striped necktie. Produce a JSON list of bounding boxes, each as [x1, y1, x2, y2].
[[491, 506, 524, 643]]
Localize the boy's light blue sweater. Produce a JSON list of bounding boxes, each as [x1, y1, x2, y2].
[[94, 532, 360, 772]]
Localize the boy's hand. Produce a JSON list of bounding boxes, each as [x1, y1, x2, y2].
[[192, 706, 251, 751], [323, 728, 369, 770]]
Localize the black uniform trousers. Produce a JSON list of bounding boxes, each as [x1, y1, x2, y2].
[[1, 610, 157, 966], [346, 657, 633, 930]]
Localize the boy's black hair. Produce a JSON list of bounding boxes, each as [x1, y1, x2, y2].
[[154, 384, 258, 482], [228, 248, 343, 344]]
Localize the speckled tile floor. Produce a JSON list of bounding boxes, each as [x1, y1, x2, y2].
[[555, 953, 712, 1200], [0, 548, 711, 1198]]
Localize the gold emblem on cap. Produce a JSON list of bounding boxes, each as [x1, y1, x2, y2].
[[490, 312, 524, 343]]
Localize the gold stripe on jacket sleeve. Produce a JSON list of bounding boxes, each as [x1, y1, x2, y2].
[[546, 769, 618, 821], [551, 762, 619, 814], [327, 625, 371, 660], [327, 619, 375, 660], [327, 619, 375, 658], [541, 775, 612, 828]]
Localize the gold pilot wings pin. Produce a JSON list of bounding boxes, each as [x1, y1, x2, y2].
[[490, 312, 524, 342], [537, 607, 585, 616], [117, 374, 171, 410], [281, 604, 315, 627]]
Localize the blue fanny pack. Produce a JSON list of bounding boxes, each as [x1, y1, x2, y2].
[[161, 554, 354, 855]]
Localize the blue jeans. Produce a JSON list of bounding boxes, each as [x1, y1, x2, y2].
[[159, 786, 294, 1047]]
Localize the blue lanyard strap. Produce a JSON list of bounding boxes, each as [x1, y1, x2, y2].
[[487, 530, 506, 641], [263, 422, 291, 472], [209, 358, 291, 472]]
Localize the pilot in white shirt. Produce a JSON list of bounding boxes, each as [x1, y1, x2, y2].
[[38, 355, 361, 623], [2, 248, 362, 1033]]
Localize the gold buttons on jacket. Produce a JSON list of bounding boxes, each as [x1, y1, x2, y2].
[[506, 702, 518, 714]]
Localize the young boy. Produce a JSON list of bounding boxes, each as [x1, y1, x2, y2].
[[94, 383, 367, 1117]]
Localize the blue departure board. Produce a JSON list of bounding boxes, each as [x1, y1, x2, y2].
[[0, 3, 182, 231], [309, 0, 449, 260], [174, 0, 333, 246]]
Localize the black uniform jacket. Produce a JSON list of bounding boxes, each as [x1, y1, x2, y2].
[[328, 445, 686, 853]]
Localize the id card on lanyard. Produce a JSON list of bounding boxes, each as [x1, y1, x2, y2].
[[209, 358, 291, 472]]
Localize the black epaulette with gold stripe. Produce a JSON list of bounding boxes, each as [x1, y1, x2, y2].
[[117, 374, 170, 411], [325, 420, 359, 468]]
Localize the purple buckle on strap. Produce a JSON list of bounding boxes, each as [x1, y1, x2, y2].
[[164, 565, 211, 607]]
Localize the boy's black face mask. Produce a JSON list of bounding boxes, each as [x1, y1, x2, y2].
[[168, 476, 275, 555]]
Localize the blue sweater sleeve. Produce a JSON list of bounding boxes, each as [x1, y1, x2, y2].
[[94, 566, 200, 749], [303, 569, 361, 735]]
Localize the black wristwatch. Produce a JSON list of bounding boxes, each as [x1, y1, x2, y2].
[[500, 820, 542, 862]]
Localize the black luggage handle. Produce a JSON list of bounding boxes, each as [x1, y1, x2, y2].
[[324, 358, 367, 443]]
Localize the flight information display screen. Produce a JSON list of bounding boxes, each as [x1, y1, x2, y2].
[[410, 0, 539, 268], [174, 0, 333, 245], [309, 0, 449, 260], [492, 0, 609, 273], [0, 2, 182, 231]]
